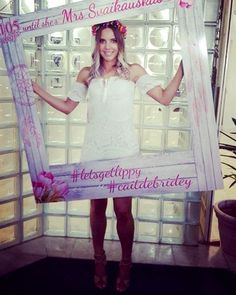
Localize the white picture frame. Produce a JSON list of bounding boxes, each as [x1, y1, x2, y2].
[[0, 0, 223, 202]]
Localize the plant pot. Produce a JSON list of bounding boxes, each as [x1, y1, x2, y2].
[[214, 200, 236, 257]]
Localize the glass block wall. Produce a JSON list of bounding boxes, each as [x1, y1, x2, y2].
[[0, 0, 221, 249]]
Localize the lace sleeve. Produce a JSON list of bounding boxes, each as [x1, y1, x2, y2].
[[136, 74, 162, 96], [67, 82, 88, 102]]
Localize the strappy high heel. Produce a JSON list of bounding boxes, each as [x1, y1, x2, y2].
[[94, 250, 107, 289], [116, 260, 132, 292]]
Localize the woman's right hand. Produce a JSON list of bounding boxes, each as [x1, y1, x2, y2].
[[31, 80, 41, 95]]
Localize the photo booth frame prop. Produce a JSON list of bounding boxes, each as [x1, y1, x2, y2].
[[0, 0, 223, 203]]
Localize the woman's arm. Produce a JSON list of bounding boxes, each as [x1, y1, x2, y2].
[[32, 67, 90, 114], [131, 62, 184, 106], [32, 81, 78, 115], [148, 61, 184, 105]]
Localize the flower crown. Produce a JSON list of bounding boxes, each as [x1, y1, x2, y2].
[[92, 20, 127, 37]]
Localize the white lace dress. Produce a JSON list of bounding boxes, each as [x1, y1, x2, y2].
[[68, 75, 160, 162]]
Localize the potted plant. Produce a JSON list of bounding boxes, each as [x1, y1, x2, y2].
[[214, 118, 236, 257]]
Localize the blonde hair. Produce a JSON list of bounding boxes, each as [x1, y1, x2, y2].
[[88, 22, 130, 82]]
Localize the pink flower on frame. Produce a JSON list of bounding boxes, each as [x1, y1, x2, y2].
[[32, 171, 69, 203], [38, 171, 54, 184], [52, 180, 69, 197], [178, 0, 192, 8]]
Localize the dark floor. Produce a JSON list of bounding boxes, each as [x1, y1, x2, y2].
[[0, 236, 236, 277]]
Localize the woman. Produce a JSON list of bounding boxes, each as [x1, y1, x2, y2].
[[33, 20, 184, 292]]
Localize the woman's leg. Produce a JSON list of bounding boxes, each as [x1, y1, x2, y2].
[[113, 197, 134, 261], [90, 198, 108, 289], [90, 198, 108, 254], [113, 197, 134, 292]]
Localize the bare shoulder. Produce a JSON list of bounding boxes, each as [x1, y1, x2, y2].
[[129, 63, 147, 82], [76, 67, 91, 84]]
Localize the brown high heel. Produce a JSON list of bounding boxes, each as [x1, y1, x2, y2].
[[116, 260, 132, 292], [94, 251, 107, 289]]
